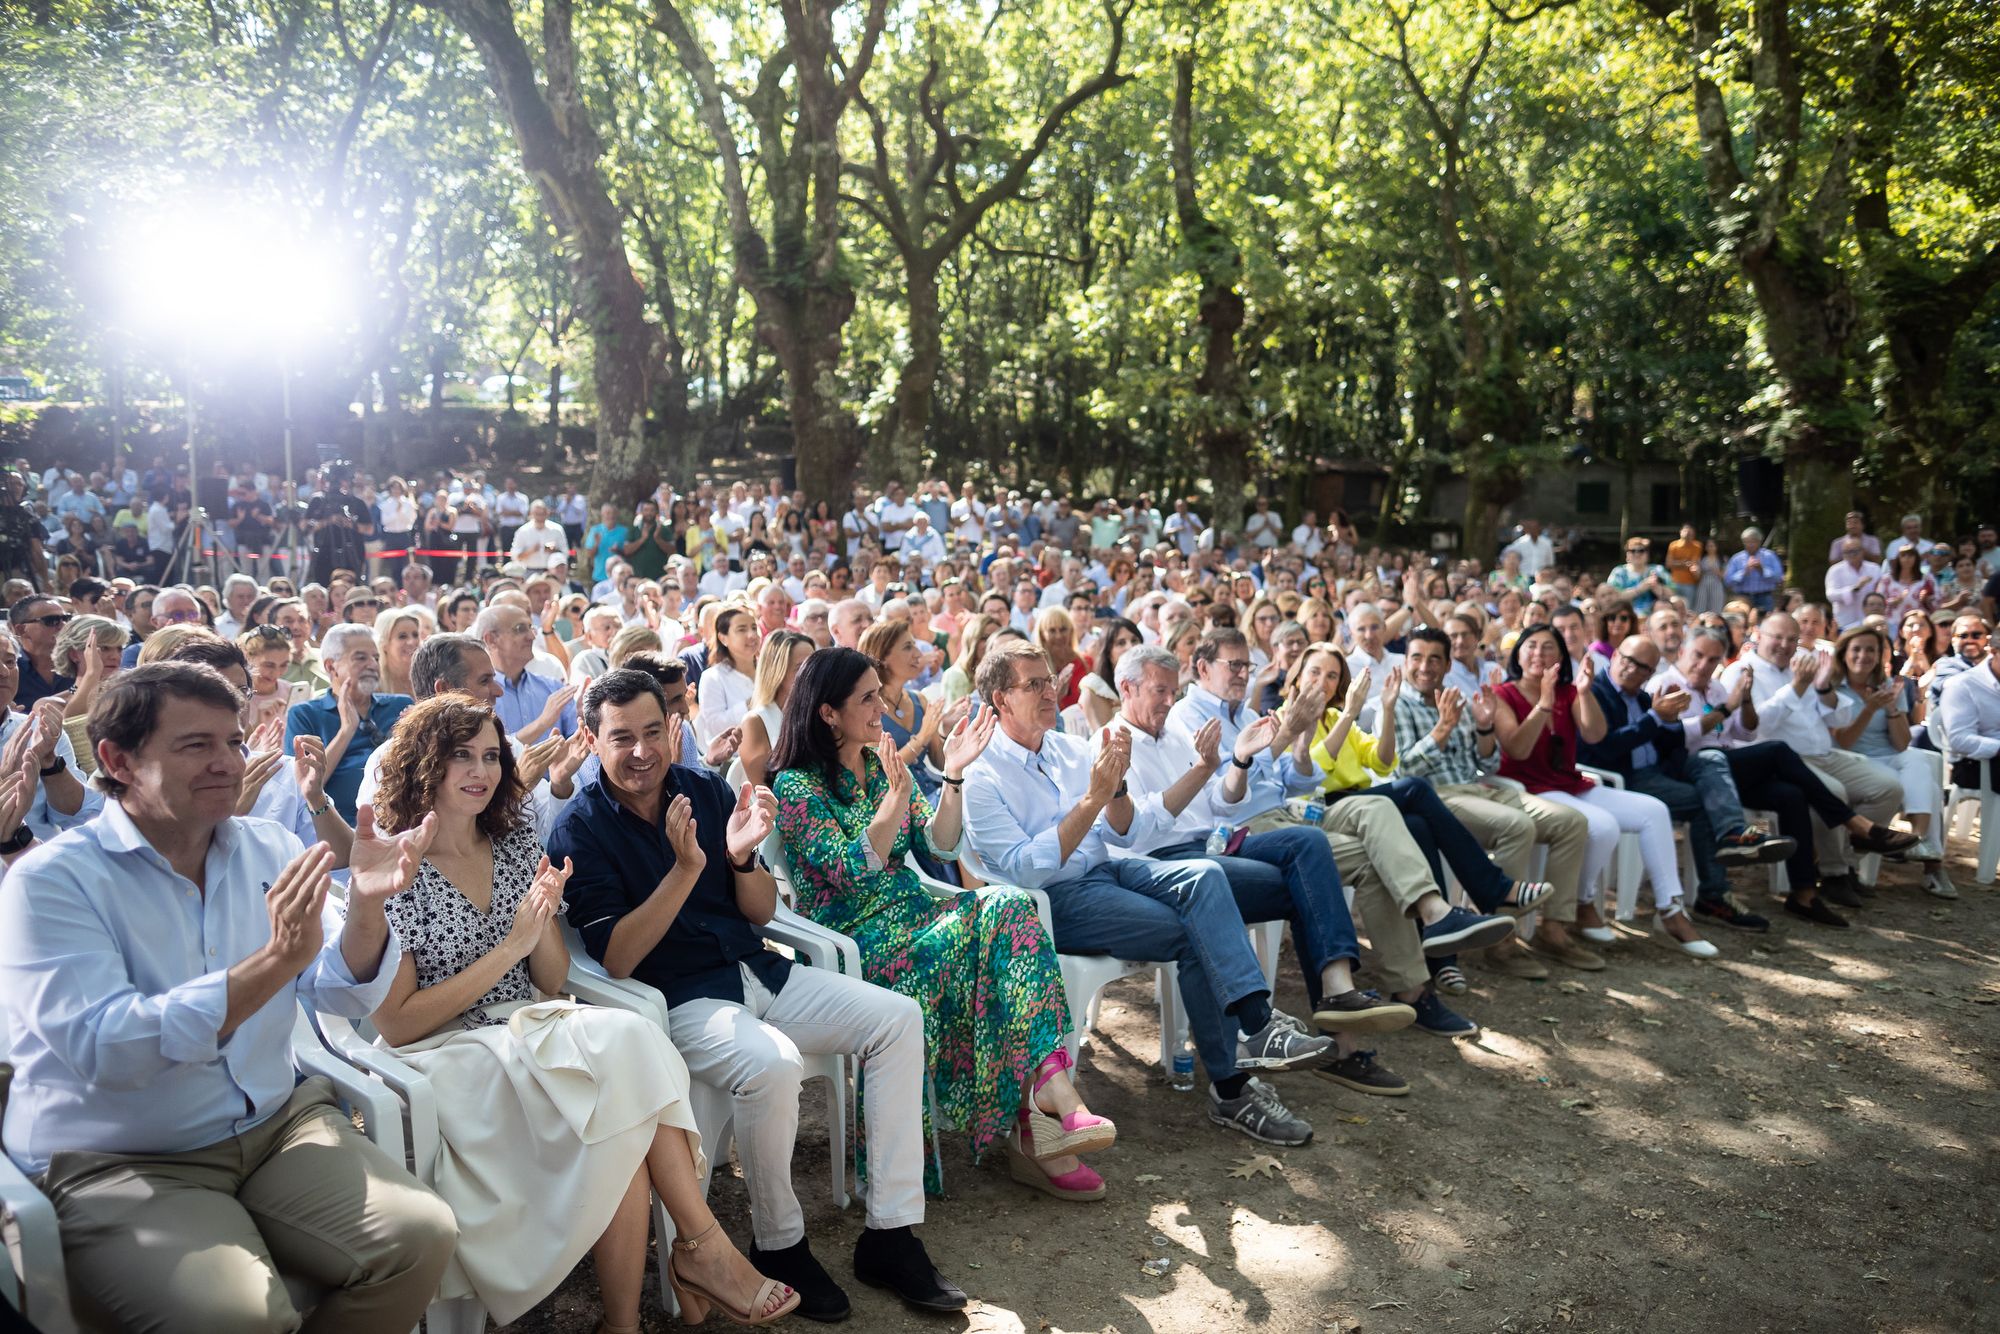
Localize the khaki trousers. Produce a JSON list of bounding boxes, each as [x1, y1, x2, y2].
[[1803, 750, 1902, 874], [39, 1077, 458, 1334], [1249, 795, 1434, 994], [1434, 782, 1590, 924]]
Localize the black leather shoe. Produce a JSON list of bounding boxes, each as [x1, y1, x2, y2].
[[853, 1225, 968, 1313], [749, 1238, 851, 1322], [1851, 823, 1920, 855], [1784, 893, 1849, 929], [1819, 873, 1865, 908]]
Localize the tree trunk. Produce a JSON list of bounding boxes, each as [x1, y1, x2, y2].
[[436, 0, 666, 508], [881, 263, 942, 478], [1169, 46, 1250, 534]]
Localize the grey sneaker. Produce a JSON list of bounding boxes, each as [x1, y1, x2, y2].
[[1208, 1077, 1314, 1146], [1237, 1014, 1333, 1070]]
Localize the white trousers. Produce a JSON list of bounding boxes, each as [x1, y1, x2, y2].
[[1871, 748, 1944, 857], [668, 963, 926, 1248], [1538, 785, 1686, 909]]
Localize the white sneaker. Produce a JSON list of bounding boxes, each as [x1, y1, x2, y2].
[[1925, 870, 1960, 900]]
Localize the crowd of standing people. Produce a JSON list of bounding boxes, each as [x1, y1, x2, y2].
[[1, 452, 1995, 1332]]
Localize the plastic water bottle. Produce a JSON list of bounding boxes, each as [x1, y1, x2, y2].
[[1287, 796, 1326, 825], [1169, 1049, 1196, 1091], [1205, 823, 1233, 856]]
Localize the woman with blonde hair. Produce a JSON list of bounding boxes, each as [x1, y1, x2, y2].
[[736, 629, 815, 789], [1828, 623, 1952, 898], [1298, 596, 1339, 648], [53, 614, 127, 770], [607, 623, 663, 668], [374, 604, 435, 697], [938, 612, 997, 704], [238, 625, 306, 731], [1033, 606, 1084, 711], [1244, 594, 1282, 670]]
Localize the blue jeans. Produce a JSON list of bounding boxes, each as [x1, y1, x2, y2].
[[1155, 826, 1359, 1009], [1627, 750, 1744, 900], [1044, 857, 1270, 1081], [1331, 776, 1511, 909]]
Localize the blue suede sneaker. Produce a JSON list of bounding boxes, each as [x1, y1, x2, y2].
[[1420, 905, 1515, 957], [1409, 985, 1480, 1039]]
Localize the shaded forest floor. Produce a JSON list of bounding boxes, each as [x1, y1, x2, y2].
[[512, 840, 2000, 1334]]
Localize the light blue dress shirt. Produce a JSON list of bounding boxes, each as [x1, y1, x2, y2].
[[0, 803, 401, 1175], [962, 727, 1168, 888], [1164, 684, 1321, 820], [0, 710, 104, 842], [496, 667, 578, 740]]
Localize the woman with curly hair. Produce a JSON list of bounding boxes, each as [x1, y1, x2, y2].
[[370, 697, 796, 1329]]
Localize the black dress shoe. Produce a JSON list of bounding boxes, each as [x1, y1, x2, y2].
[[1784, 893, 1850, 928], [1818, 873, 1865, 908], [749, 1238, 851, 1322], [853, 1225, 968, 1313], [1852, 824, 1920, 855]]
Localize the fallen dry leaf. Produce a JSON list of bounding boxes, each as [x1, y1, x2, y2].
[[1229, 1153, 1285, 1180], [1134, 1173, 1164, 1185]]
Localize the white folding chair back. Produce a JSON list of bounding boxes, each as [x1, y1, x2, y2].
[[1944, 750, 2000, 884]]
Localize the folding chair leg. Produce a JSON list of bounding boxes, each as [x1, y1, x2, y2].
[[1980, 793, 2000, 884]]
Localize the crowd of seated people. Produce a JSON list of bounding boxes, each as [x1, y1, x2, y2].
[[1, 459, 1991, 1329]]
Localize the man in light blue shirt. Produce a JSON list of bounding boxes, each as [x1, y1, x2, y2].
[[962, 640, 1331, 1147], [1723, 526, 1786, 612], [0, 662, 455, 1331], [475, 602, 579, 743]]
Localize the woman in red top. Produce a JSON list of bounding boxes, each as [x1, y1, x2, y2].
[[1492, 626, 1716, 959]]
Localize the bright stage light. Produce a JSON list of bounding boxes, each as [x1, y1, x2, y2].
[[116, 198, 348, 350]]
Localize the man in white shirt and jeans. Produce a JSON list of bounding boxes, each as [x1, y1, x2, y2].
[[0, 662, 455, 1332], [1719, 613, 1904, 906], [962, 640, 1331, 1146], [509, 499, 570, 571]]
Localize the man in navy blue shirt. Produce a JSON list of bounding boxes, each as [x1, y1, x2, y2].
[[283, 623, 412, 823], [547, 670, 962, 1321]]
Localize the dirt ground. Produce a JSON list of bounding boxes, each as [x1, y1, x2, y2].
[[511, 843, 2000, 1334]]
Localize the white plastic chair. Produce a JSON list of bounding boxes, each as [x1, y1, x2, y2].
[[1944, 749, 2000, 884], [1577, 764, 1647, 920], [0, 1004, 418, 1334]]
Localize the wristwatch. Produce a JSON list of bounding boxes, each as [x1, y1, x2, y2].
[[728, 849, 766, 875], [38, 756, 65, 779], [0, 826, 34, 856]]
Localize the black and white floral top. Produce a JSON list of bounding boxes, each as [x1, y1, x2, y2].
[[384, 824, 545, 1028]]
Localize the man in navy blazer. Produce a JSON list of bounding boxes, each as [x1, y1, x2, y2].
[[1578, 636, 1792, 931]]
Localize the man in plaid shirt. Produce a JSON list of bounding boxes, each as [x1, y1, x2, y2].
[[1394, 628, 1602, 973]]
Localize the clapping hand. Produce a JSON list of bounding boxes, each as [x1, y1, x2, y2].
[[1468, 685, 1498, 730], [25, 698, 63, 771], [663, 793, 705, 870], [1344, 667, 1372, 717], [1436, 686, 1466, 734], [1234, 713, 1280, 764], [1378, 665, 1404, 709], [247, 712, 285, 757], [704, 725, 742, 768], [235, 748, 286, 816], [346, 803, 438, 906], [1191, 717, 1223, 769], [551, 729, 591, 789], [941, 705, 997, 779], [1868, 678, 1902, 712], [877, 735, 914, 806], [516, 731, 568, 789], [503, 856, 568, 962], [264, 842, 335, 974], [1651, 686, 1693, 721], [663, 713, 687, 766], [535, 682, 581, 731], [725, 782, 776, 865], [0, 745, 36, 844], [293, 735, 329, 807], [1087, 726, 1132, 805]]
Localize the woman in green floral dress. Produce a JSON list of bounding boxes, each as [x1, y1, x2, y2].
[[771, 647, 1115, 1202]]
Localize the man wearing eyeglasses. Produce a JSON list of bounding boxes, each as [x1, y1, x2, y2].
[[8, 595, 74, 707], [283, 623, 413, 824], [963, 640, 1332, 1147], [1579, 635, 1795, 933], [1922, 614, 1990, 750]]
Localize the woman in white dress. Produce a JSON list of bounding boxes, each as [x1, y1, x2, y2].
[[696, 604, 759, 752], [734, 629, 814, 789], [372, 696, 796, 1329]]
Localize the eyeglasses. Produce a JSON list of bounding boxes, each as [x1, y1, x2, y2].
[[1008, 675, 1057, 695], [155, 608, 202, 625], [1956, 630, 1990, 641], [248, 625, 287, 641], [346, 599, 382, 612], [1214, 659, 1253, 674], [19, 613, 71, 628]]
